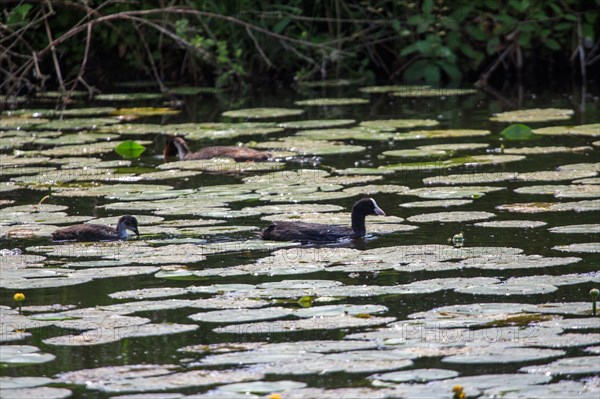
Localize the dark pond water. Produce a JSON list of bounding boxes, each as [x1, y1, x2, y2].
[[1, 83, 599, 398]]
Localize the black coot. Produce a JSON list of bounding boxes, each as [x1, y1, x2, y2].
[[52, 215, 139, 242], [261, 198, 385, 242]]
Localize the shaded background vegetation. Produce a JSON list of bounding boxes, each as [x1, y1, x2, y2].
[[1, 0, 599, 96]]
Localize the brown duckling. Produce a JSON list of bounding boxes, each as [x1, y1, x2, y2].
[[52, 215, 139, 242], [261, 198, 385, 242], [164, 136, 270, 162]]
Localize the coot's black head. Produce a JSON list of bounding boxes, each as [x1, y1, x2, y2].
[[352, 198, 385, 217], [163, 136, 189, 159], [118, 215, 139, 236]]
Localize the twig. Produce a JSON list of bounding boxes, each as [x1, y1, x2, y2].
[[476, 43, 515, 85], [43, 4, 65, 93], [246, 26, 273, 68]]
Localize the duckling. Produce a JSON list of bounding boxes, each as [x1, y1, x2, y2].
[[52, 215, 139, 242], [261, 198, 385, 242], [164, 136, 270, 162]]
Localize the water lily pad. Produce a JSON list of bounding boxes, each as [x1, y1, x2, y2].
[[515, 184, 600, 198], [500, 124, 534, 141], [497, 199, 600, 213], [222, 108, 304, 119], [0, 387, 72, 399], [369, 368, 459, 383], [456, 282, 558, 295], [34, 117, 120, 131], [520, 356, 599, 375], [218, 380, 306, 393], [359, 85, 430, 93], [418, 143, 489, 151], [549, 224, 600, 234], [214, 315, 395, 333], [360, 119, 439, 130], [0, 117, 49, 129], [0, 345, 55, 365], [94, 93, 165, 101], [399, 199, 473, 208], [442, 345, 564, 364], [552, 243, 600, 253], [382, 148, 448, 158], [189, 307, 292, 323], [294, 98, 369, 106], [491, 108, 574, 123], [392, 88, 478, 97], [483, 381, 599, 399], [474, 220, 547, 228], [114, 140, 146, 158], [533, 123, 600, 136], [408, 211, 495, 223], [3, 107, 117, 118], [277, 119, 355, 129], [504, 145, 592, 154], [254, 138, 365, 155], [294, 304, 388, 318], [0, 376, 53, 389]]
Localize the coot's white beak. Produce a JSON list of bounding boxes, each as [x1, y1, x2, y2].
[[374, 206, 385, 216], [370, 198, 386, 216]]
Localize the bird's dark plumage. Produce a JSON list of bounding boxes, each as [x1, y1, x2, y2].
[[52, 215, 139, 242], [261, 198, 385, 242], [164, 136, 270, 162]]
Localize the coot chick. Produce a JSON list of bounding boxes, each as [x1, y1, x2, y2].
[[52, 215, 139, 242], [261, 198, 385, 242], [164, 136, 270, 162]]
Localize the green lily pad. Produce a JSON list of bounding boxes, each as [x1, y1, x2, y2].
[[111, 107, 180, 117], [0, 387, 72, 399], [392, 88, 478, 97], [520, 356, 600, 375], [0, 117, 49, 129], [407, 211, 495, 223], [500, 124, 534, 141], [399, 199, 473, 208], [549, 224, 600, 234], [94, 92, 165, 101], [189, 307, 292, 323], [0, 345, 55, 365], [277, 119, 356, 129], [359, 85, 430, 93], [33, 117, 120, 131], [360, 119, 439, 130], [294, 98, 369, 106], [552, 243, 599, 253], [532, 123, 600, 136], [497, 199, 600, 213], [254, 138, 365, 155], [474, 220, 547, 228], [222, 107, 304, 119], [369, 368, 459, 383], [382, 148, 448, 158], [491, 108, 574, 123], [418, 143, 489, 151], [504, 145, 592, 154], [442, 345, 564, 364], [114, 140, 146, 158]]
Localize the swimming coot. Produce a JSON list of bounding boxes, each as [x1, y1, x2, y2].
[[261, 198, 385, 242], [52, 215, 139, 242], [164, 136, 270, 162]]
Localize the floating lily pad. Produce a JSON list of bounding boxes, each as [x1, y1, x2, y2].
[[111, 107, 180, 117], [214, 315, 395, 333], [0, 117, 49, 129], [3, 107, 117, 118], [442, 345, 564, 364], [0, 345, 55, 365], [491, 108, 574, 123], [359, 85, 430, 93], [515, 184, 600, 198], [474, 220, 547, 228], [369, 368, 459, 383], [552, 243, 600, 253], [114, 140, 146, 158], [520, 356, 600, 375], [0, 387, 72, 399], [382, 148, 448, 158], [0, 376, 53, 390], [500, 124, 534, 141], [222, 108, 304, 119], [399, 199, 473, 208], [497, 199, 600, 213], [277, 119, 355, 129], [33, 117, 120, 131], [456, 283, 558, 295], [254, 138, 365, 155], [504, 145, 591, 154], [218, 380, 306, 393], [189, 307, 292, 323], [392, 88, 478, 97], [549, 224, 600, 234], [532, 123, 600, 136], [418, 143, 489, 151], [483, 381, 599, 399], [294, 98, 369, 106], [360, 119, 439, 130], [94, 93, 165, 101], [294, 304, 388, 318], [408, 211, 495, 223]]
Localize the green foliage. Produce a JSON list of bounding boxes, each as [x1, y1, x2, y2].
[[114, 140, 146, 159], [0, 0, 598, 92], [500, 124, 534, 141]]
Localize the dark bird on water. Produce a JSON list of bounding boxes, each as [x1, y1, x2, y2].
[[164, 136, 270, 162], [261, 198, 386, 242], [51, 215, 139, 242]]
